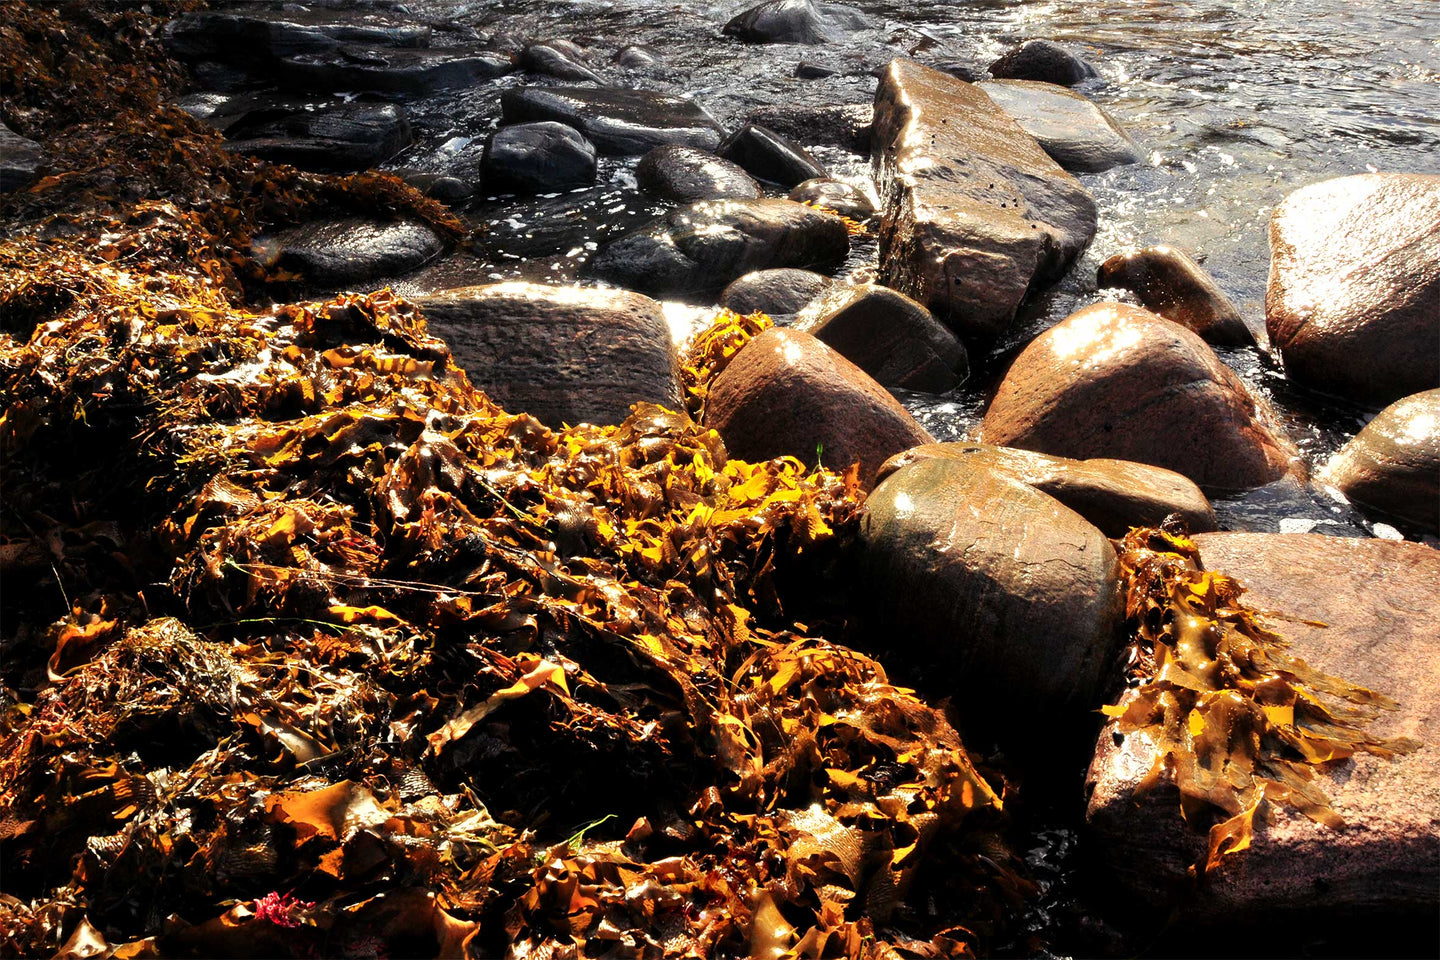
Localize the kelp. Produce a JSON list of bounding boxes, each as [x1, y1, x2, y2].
[[1105, 526, 1420, 875], [676, 309, 773, 421]]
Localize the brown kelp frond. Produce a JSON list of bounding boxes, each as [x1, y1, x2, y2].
[[1106, 526, 1420, 875], [677, 308, 773, 420]]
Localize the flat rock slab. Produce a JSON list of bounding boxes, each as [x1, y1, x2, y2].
[[501, 87, 723, 156], [1266, 173, 1440, 405], [270, 45, 512, 94], [871, 60, 1097, 340], [978, 80, 1140, 173], [269, 218, 443, 285], [795, 283, 968, 392], [222, 100, 412, 173], [165, 10, 432, 62], [1086, 532, 1440, 927], [1321, 389, 1440, 533], [414, 283, 683, 428]]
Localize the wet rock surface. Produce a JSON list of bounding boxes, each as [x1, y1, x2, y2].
[[788, 178, 875, 219], [0, 123, 44, 194], [1321, 389, 1440, 533], [871, 60, 1097, 340], [219, 99, 413, 173], [1086, 532, 1440, 927], [482, 122, 598, 193], [500, 86, 724, 156], [722, 0, 871, 46], [718, 268, 835, 317], [521, 42, 604, 83], [636, 145, 761, 202], [1266, 173, 1440, 405], [876, 442, 1217, 536], [717, 123, 827, 188], [1097, 246, 1252, 346], [795, 283, 968, 392], [982, 303, 1296, 492], [267, 218, 444, 285], [978, 79, 1140, 173], [743, 103, 872, 151], [988, 39, 1099, 86]]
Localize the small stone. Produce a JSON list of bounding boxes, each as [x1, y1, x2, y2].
[[788, 178, 875, 220], [482, 122, 597, 193], [1097, 246, 1252, 345], [521, 43, 604, 83], [989, 39, 1099, 86]]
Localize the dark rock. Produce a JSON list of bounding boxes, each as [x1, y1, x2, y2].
[[636, 145, 761, 202], [978, 79, 1140, 173], [718, 124, 826, 188], [702, 327, 933, 485], [501, 86, 723, 156], [391, 169, 474, 203], [1098, 246, 1252, 345], [744, 103, 872, 152], [1266, 173, 1440, 405], [794, 61, 838, 79], [413, 282, 683, 427], [1087, 532, 1440, 927], [989, 39, 1099, 86], [223, 100, 412, 173], [925, 59, 984, 83], [859, 457, 1123, 720], [482, 122, 597, 193], [586, 198, 849, 299], [0, 123, 44, 194], [981, 302, 1297, 492], [722, 0, 870, 46], [613, 45, 662, 70], [871, 60, 1097, 339], [876, 443, 1217, 536], [173, 91, 234, 124], [521, 43, 604, 83], [788, 178, 875, 220], [267, 218, 444, 285], [795, 283, 968, 391], [1321, 389, 1440, 533], [276, 45, 512, 94], [165, 10, 431, 63], [718, 268, 835, 317]]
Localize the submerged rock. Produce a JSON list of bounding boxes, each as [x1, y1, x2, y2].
[[636, 145, 761, 202], [1321, 389, 1440, 533], [871, 60, 1097, 340], [744, 103, 872, 152], [978, 79, 1140, 173], [795, 283, 968, 392], [521, 43, 604, 83], [269, 45, 512, 94], [164, 9, 431, 62], [718, 268, 835, 317], [500, 86, 723, 155], [0, 123, 44, 194], [876, 443, 1217, 536], [221, 99, 412, 173], [482, 122, 597, 193], [702, 327, 932, 486], [1266, 173, 1440, 405], [613, 45, 662, 70], [413, 283, 682, 428], [788, 178, 875, 220], [722, 0, 871, 45], [981, 303, 1296, 492], [717, 124, 827, 188], [988, 39, 1099, 86], [391, 169, 474, 204], [267, 218, 444, 285], [1097, 246, 1252, 346]]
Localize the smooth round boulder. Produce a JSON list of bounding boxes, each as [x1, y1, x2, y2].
[[719, 268, 835, 317], [795, 283, 968, 392], [1321, 389, 1439, 533], [988, 39, 1099, 86], [978, 79, 1140, 174], [267, 218, 444, 285], [482, 121, 597, 193], [636, 145, 762, 202], [392, 169, 474, 204], [1266, 173, 1440, 405], [860, 457, 1124, 722], [1098, 246, 1252, 346], [701, 327, 932, 487], [788, 178, 875, 220], [718, 124, 826, 188], [722, 0, 870, 45], [981, 303, 1296, 492]]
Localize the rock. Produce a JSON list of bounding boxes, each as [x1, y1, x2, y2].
[[266, 218, 444, 285], [636, 146, 761, 202], [718, 269, 835, 317], [794, 61, 838, 79], [1097, 246, 1252, 346], [413, 283, 683, 428], [1086, 532, 1440, 927], [482, 122, 597, 193], [1266, 173, 1440, 405], [925, 59, 984, 83], [521, 43, 604, 83], [173, 91, 233, 124], [788, 178, 875, 220], [981, 303, 1296, 492], [613, 45, 662, 70], [0, 123, 44, 194], [586, 198, 848, 299], [222, 100, 412, 173], [988, 39, 1099, 86], [871, 60, 1097, 340], [795, 284, 968, 391], [500, 86, 723, 156], [722, 0, 870, 45], [717, 124, 826, 188], [876, 443, 1217, 536], [390, 169, 474, 204], [268, 45, 512, 94], [1321, 389, 1440, 533], [744, 103, 872, 152], [978, 79, 1140, 173], [702, 328, 932, 485], [859, 457, 1124, 720], [164, 10, 431, 63]]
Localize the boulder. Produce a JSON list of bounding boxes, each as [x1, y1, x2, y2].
[[0, 123, 44, 194], [744, 103, 872, 152], [859, 457, 1124, 720], [794, 61, 838, 79], [876, 443, 1217, 536], [1266, 173, 1440, 405], [500, 86, 723, 156], [988, 39, 1098, 86], [702, 327, 932, 485], [267, 45, 512, 94], [871, 60, 1097, 340], [1097, 246, 1252, 346], [164, 10, 431, 63], [636, 145, 761, 202], [717, 124, 826, 188], [1321, 389, 1440, 533], [1086, 533, 1440, 928], [978, 79, 1140, 173], [586, 198, 848, 299], [267, 218, 444, 285], [795, 284, 968, 391], [718, 268, 835, 317], [788, 178, 875, 220], [722, 0, 870, 45], [222, 100, 412, 173], [391, 169, 474, 204], [521, 43, 604, 83], [414, 283, 683, 428], [613, 45, 662, 70], [981, 303, 1296, 492], [482, 122, 597, 193]]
